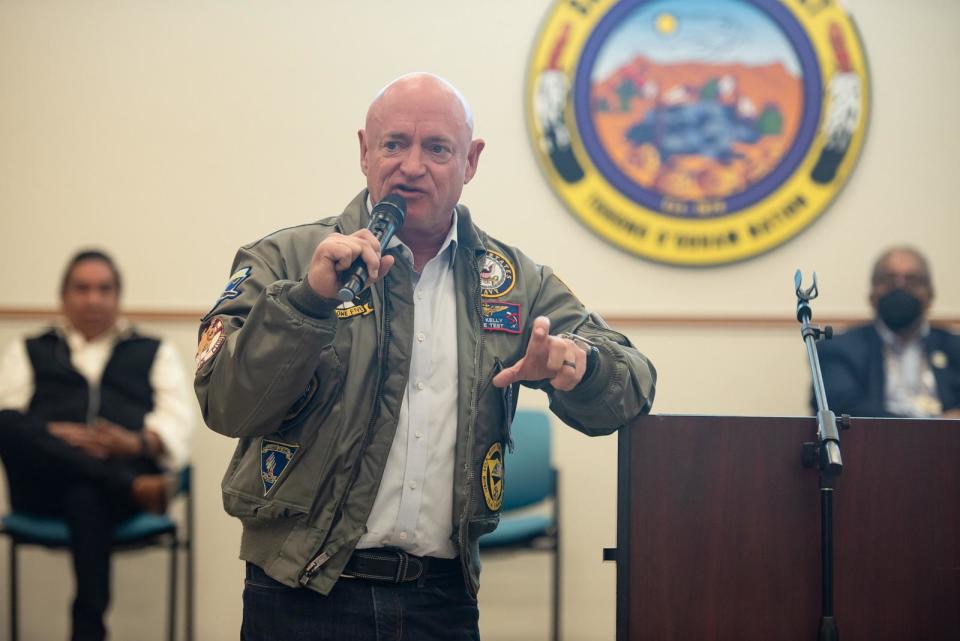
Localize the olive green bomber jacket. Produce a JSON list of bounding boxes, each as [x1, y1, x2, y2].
[[195, 191, 656, 597]]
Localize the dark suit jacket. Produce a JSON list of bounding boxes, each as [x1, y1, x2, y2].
[[814, 323, 960, 417]]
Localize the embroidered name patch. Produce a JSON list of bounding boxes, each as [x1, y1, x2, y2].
[[195, 317, 226, 372], [261, 439, 299, 494], [481, 442, 505, 511], [335, 301, 374, 319], [203, 267, 252, 321], [481, 302, 522, 334], [479, 251, 516, 298]]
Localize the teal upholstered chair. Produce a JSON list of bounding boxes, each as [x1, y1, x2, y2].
[[0, 465, 194, 641], [479, 410, 560, 641]]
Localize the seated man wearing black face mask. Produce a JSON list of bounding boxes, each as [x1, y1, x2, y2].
[[815, 246, 960, 418]]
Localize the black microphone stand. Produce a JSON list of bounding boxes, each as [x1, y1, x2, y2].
[[794, 270, 845, 641]]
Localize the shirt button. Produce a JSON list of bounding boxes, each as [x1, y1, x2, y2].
[[417, 382, 425, 391], [415, 431, 423, 439], [409, 481, 417, 490], [417, 332, 426, 343], [416, 292, 424, 301], [399, 531, 408, 539]]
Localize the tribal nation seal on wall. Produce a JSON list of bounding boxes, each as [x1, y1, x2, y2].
[[527, 0, 869, 266]]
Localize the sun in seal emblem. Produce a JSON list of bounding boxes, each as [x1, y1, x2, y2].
[[526, 0, 869, 266]]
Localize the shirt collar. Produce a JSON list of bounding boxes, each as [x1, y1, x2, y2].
[[57, 318, 131, 346], [874, 317, 929, 349]]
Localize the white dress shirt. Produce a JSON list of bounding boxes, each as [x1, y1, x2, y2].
[[356, 209, 460, 558], [0, 320, 194, 469], [877, 320, 942, 418]]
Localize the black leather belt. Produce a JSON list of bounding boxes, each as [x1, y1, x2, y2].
[[342, 548, 461, 583]]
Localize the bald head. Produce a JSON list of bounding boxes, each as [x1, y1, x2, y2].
[[366, 73, 475, 139], [870, 246, 932, 288]]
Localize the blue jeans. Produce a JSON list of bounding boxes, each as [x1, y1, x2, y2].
[[241, 562, 480, 641]]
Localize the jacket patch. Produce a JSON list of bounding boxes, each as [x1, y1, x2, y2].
[[335, 289, 374, 319], [203, 267, 252, 321], [480, 251, 516, 298], [335, 301, 374, 319], [931, 350, 948, 369], [195, 317, 225, 372], [481, 302, 522, 334], [481, 442, 504, 511], [261, 439, 298, 494]]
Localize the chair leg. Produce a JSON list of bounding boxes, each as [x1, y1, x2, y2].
[[552, 471, 561, 641], [10, 538, 19, 641], [168, 533, 178, 641], [552, 532, 561, 641], [186, 490, 194, 641]]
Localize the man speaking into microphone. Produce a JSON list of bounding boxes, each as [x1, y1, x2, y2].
[[195, 73, 656, 641]]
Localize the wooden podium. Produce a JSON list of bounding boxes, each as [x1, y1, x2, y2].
[[611, 415, 960, 641]]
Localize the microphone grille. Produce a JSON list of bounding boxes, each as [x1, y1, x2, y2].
[[374, 194, 407, 224]]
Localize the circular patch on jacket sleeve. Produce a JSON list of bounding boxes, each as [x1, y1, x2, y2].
[[195, 317, 226, 372]]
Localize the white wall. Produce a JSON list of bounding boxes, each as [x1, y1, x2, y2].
[[0, 1, 958, 640], [1, 0, 958, 317]]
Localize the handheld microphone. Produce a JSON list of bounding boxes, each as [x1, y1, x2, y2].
[[337, 194, 407, 302]]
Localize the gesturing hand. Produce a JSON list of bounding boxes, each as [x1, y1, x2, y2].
[[306, 229, 396, 300], [491, 316, 586, 392]]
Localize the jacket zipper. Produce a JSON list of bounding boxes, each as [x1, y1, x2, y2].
[[457, 265, 485, 597], [298, 277, 393, 587]]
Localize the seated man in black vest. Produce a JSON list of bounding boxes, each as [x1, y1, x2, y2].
[[0, 249, 193, 641]]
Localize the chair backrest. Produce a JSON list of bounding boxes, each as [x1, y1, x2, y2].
[[502, 410, 555, 512]]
